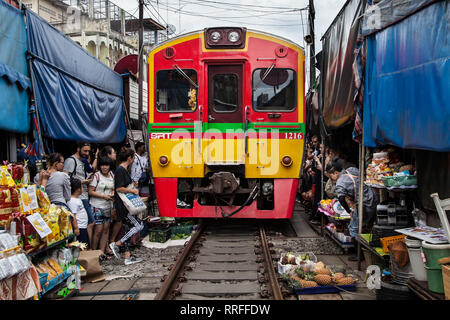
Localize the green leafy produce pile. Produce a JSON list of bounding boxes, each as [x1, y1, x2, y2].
[[170, 233, 191, 240]]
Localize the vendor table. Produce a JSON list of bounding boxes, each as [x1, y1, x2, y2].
[[324, 228, 354, 254], [407, 278, 445, 300], [355, 234, 389, 271]]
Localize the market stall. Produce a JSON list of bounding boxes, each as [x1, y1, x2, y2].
[[0, 164, 82, 300], [278, 252, 358, 295]]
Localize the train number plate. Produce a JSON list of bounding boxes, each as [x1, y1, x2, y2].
[[284, 133, 304, 140]]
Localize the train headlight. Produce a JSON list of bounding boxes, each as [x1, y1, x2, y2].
[[159, 156, 169, 167], [281, 156, 293, 167], [228, 31, 240, 43], [205, 27, 246, 49], [210, 31, 222, 43]]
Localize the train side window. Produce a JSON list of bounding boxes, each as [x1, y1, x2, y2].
[[156, 69, 198, 112], [252, 68, 296, 112], [212, 74, 238, 113]]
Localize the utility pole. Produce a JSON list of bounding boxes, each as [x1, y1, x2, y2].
[[138, 0, 144, 129], [308, 0, 316, 91]]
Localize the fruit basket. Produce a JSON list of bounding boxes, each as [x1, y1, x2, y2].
[[148, 227, 171, 243]]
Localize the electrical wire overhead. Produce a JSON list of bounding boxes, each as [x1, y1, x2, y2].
[[146, 0, 306, 27]]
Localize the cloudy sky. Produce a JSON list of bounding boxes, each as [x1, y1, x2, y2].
[[114, 0, 348, 88], [114, 0, 347, 44]]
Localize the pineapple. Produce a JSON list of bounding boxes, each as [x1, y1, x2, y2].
[[332, 273, 345, 283], [337, 277, 355, 285], [291, 275, 303, 283], [314, 274, 332, 286], [315, 261, 325, 270], [295, 268, 306, 279], [315, 268, 331, 275], [304, 271, 317, 281], [299, 279, 318, 288]]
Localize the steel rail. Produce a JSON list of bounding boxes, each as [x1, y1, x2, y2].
[[259, 225, 283, 300], [154, 221, 205, 300]]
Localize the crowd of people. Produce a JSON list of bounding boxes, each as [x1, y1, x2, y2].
[[35, 141, 151, 266], [298, 135, 380, 260]]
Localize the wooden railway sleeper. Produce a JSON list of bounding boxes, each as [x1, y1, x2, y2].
[[183, 265, 193, 271]]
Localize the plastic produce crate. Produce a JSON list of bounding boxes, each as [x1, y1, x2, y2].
[[148, 227, 171, 243], [380, 235, 406, 253], [170, 224, 193, 237]]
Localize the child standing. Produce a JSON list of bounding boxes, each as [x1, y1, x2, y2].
[[67, 178, 90, 248]]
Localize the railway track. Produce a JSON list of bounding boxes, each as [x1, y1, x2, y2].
[[154, 220, 286, 300]]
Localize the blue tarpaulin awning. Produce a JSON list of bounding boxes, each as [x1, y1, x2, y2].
[[363, 0, 450, 152], [25, 9, 126, 143], [0, 1, 31, 134]]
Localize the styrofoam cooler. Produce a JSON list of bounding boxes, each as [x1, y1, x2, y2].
[[405, 237, 427, 281]]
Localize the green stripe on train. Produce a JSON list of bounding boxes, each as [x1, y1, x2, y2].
[[148, 123, 305, 133]]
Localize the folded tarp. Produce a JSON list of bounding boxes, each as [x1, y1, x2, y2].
[[0, 1, 31, 134], [363, 1, 450, 151], [320, 0, 365, 129], [25, 9, 126, 143]]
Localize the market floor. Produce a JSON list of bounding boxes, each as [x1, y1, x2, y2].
[[68, 206, 376, 301]]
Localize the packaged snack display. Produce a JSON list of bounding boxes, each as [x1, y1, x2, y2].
[[58, 207, 73, 239], [0, 166, 16, 187], [36, 186, 50, 213], [44, 206, 61, 245]]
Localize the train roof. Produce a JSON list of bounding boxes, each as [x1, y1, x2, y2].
[[150, 28, 304, 53]]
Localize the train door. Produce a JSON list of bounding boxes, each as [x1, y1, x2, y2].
[[207, 65, 243, 123]]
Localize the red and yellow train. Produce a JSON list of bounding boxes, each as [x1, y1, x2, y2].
[[147, 27, 305, 219]]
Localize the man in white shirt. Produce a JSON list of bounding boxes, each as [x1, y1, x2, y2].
[[130, 142, 149, 196]]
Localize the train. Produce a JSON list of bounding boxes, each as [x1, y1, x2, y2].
[[147, 27, 305, 219]]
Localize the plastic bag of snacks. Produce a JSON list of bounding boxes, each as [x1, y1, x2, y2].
[[0, 166, 16, 187], [0, 255, 14, 280], [58, 206, 73, 239], [0, 232, 18, 251], [36, 186, 51, 213], [0, 187, 20, 215], [44, 206, 61, 245]]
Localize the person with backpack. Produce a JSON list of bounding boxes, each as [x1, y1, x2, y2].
[[88, 157, 115, 257], [64, 141, 95, 247]]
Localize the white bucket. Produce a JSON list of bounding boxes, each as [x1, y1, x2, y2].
[[406, 246, 427, 281], [405, 236, 421, 248]]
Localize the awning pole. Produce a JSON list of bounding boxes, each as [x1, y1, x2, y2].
[[357, 130, 365, 271], [23, 6, 46, 158]]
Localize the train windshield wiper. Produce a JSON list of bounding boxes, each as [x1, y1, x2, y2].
[[253, 63, 276, 90], [173, 65, 198, 89]]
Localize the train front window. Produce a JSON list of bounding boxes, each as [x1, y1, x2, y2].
[[252, 68, 296, 112], [156, 69, 198, 112], [213, 74, 238, 113]]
